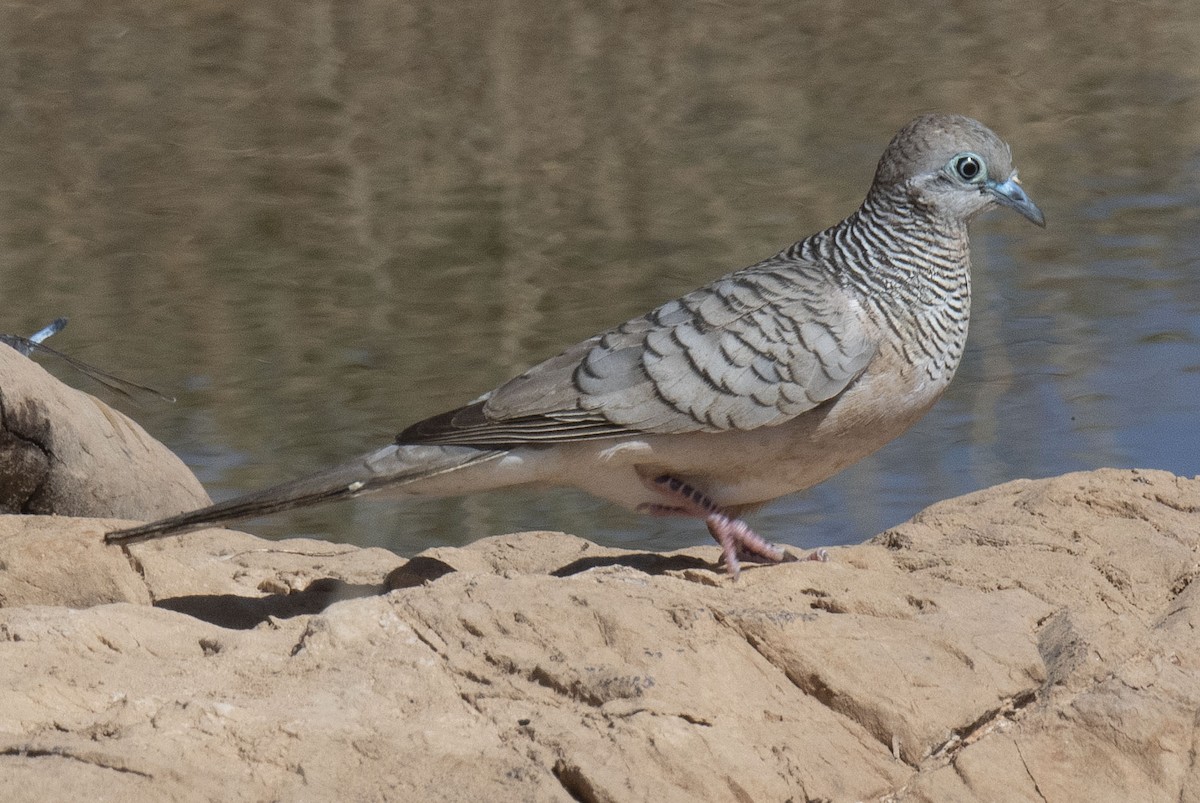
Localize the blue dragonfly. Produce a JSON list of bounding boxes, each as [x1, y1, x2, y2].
[[1, 318, 174, 403]]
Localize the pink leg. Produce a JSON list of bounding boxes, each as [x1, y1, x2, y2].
[[638, 475, 826, 579]]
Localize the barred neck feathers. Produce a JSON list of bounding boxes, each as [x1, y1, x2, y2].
[[801, 184, 971, 303], [787, 185, 973, 381]]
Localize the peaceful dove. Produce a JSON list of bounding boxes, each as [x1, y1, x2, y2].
[[107, 113, 1045, 578]]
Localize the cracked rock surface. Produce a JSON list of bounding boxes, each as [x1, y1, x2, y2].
[[0, 345, 210, 519], [0, 468, 1198, 801]]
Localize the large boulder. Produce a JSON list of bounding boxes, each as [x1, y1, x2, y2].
[[0, 345, 210, 519]]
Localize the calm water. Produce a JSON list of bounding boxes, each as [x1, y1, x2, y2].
[[2, 1, 1199, 555]]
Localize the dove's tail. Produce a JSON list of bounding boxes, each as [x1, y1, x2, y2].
[[104, 444, 505, 545]]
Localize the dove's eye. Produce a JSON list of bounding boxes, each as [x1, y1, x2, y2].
[[950, 153, 985, 183]]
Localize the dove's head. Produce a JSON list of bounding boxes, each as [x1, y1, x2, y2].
[[871, 113, 1045, 228]]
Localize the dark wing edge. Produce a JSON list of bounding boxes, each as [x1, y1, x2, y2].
[[397, 400, 634, 448]]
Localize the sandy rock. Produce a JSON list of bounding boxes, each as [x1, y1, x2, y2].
[[0, 515, 150, 607], [0, 514, 405, 626], [0, 345, 210, 519], [0, 468, 1196, 801]]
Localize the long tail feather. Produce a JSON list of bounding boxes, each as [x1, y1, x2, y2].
[[105, 445, 504, 545]]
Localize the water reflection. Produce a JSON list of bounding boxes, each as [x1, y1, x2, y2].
[[2, 1, 1198, 554]]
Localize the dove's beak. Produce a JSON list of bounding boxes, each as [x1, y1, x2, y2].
[[988, 172, 1045, 227]]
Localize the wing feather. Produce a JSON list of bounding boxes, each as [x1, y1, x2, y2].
[[398, 254, 877, 447]]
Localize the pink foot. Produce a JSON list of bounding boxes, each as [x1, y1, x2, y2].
[[705, 510, 785, 579], [639, 475, 794, 579]]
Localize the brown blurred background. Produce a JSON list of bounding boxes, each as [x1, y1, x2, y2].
[[2, 1, 1198, 553]]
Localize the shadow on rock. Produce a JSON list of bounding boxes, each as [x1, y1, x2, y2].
[[155, 579, 384, 629], [386, 551, 718, 588], [551, 552, 713, 577], [386, 556, 458, 589]]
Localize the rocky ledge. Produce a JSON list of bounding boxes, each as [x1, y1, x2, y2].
[[0, 468, 1196, 801]]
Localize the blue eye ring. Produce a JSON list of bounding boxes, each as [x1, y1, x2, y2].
[[950, 152, 986, 183]]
